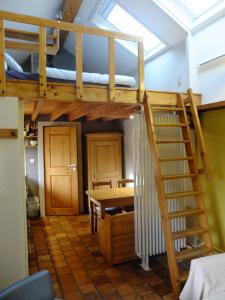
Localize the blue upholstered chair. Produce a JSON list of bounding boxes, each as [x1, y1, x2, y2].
[[0, 270, 62, 300]]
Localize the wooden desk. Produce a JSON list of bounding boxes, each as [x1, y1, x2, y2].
[[86, 187, 134, 234]]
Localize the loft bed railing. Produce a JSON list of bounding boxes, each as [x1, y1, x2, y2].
[[0, 10, 144, 103]]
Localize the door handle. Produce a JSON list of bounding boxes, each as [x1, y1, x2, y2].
[[67, 163, 78, 170]]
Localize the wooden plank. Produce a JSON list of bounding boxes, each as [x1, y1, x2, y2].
[[60, 0, 83, 49], [108, 37, 115, 101], [0, 129, 18, 138], [0, 10, 143, 43], [39, 26, 47, 98], [198, 100, 225, 112], [32, 100, 44, 121], [76, 32, 83, 100], [5, 28, 58, 44], [5, 40, 58, 55], [138, 42, 144, 102], [146, 90, 202, 106], [188, 88, 212, 180], [6, 80, 139, 103], [0, 18, 6, 96], [68, 103, 102, 121], [50, 102, 82, 121]]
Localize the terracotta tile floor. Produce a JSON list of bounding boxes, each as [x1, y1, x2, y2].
[[28, 215, 174, 300]]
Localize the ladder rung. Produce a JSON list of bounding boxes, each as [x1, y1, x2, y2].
[[152, 106, 183, 112], [179, 270, 189, 282], [154, 123, 186, 127], [162, 173, 197, 180], [165, 190, 201, 199], [175, 245, 213, 261], [168, 208, 204, 219], [172, 226, 209, 240], [159, 156, 194, 162], [156, 139, 190, 144]]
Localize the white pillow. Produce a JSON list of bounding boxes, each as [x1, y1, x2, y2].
[[5, 61, 7, 70], [5, 53, 23, 72]]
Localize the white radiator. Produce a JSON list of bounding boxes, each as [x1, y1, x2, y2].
[[134, 111, 189, 270]]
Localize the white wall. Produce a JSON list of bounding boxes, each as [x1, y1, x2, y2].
[[144, 40, 189, 91], [123, 119, 135, 179], [0, 98, 28, 289], [190, 15, 225, 104]]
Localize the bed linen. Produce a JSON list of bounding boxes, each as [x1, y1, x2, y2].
[[180, 253, 225, 300], [6, 68, 136, 87]]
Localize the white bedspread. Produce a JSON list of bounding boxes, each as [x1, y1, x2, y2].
[[180, 253, 225, 300], [45, 67, 136, 87]]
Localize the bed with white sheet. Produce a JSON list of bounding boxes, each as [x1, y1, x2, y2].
[[180, 253, 225, 300], [6, 67, 136, 87]]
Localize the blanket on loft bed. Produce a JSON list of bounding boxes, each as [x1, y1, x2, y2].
[[6, 67, 136, 87]]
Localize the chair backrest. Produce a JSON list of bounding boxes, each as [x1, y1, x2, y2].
[[92, 180, 112, 190], [0, 270, 58, 300], [118, 179, 134, 188]]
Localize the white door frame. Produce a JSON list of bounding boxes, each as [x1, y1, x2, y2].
[[38, 122, 83, 217]]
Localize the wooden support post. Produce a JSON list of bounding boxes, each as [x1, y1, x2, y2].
[[0, 18, 6, 96], [76, 32, 83, 100], [0, 129, 18, 138], [39, 25, 47, 98], [138, 41, 144, 103], [108, 37, 115, 101]]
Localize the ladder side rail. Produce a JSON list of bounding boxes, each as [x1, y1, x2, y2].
[[178, 93, 213, 249], [143, 93, 181, 299], [187, 88, 212, 180]]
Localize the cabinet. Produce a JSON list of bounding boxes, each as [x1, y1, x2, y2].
[[98, 211, 136, 265], [86, 133, 122, 189]]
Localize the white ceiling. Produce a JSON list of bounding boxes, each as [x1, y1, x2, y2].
[[0, 0, 187, 74]]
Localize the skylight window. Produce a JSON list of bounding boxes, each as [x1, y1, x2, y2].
[[179, 0, 222, 18], [153, 0, 224, 31], [92, 2, 166, 60]]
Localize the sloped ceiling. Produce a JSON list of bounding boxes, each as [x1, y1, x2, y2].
[[0, 0, 187, 74], [64, 0, 187, 75]]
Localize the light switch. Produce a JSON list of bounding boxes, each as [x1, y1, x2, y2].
[[29, 158, 35, 164]]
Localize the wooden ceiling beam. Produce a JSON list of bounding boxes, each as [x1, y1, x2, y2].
[[68, 103, 102, 121], [31, 100, 44, 121], [50, 102, 82, 121], [60, 0, 83, 50], [86, 104, 140, 121]]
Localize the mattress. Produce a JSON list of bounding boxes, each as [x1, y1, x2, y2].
[[6, 68, 136, 87]]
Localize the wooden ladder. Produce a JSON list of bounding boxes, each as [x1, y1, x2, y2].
[[143, 88, 213, 299]]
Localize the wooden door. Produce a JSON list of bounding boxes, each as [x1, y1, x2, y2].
[[44, 126, 79, 215], [87, 133, 122, 189]]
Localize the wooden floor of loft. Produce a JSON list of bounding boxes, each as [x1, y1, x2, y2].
[[28, 215, 174, 300], [21, 88, 202, 122], [24, 100, 141, 122]]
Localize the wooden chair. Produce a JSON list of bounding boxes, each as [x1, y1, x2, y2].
[[118, 179, 134, 212], [118, 179, 134, 187], [91, 180, 121, 233], [92, 180, 112, 190]]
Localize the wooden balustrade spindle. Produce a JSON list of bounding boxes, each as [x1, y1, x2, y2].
[[39, 25, 47, 98], [138, 41, 144, 103], [108, 37, 115, 101], [0, 18, 6, 96], [76, 32, 83, 100]]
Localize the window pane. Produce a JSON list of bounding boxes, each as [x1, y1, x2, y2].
[[107, 4, 164, 53], [180, 0, 222, 16]]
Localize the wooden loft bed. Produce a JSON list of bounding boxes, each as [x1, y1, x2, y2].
[[0, 10, 201, 121]]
